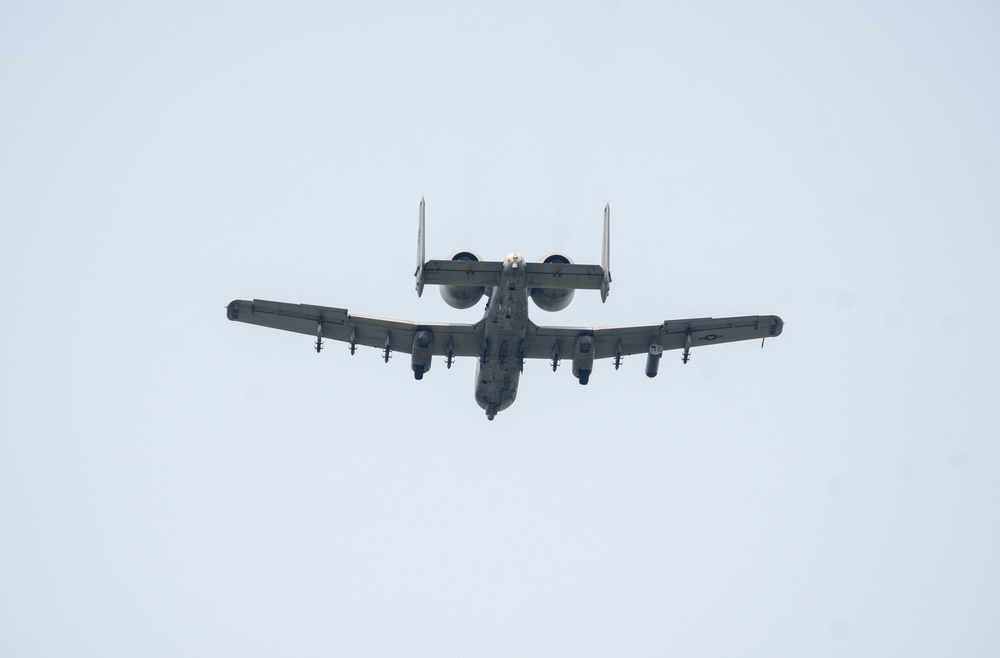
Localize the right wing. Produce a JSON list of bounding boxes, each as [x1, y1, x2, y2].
[[522, 315, 784, 360], [226, 299, 484, 357]]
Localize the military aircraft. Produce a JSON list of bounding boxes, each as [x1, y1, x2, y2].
[[227, 200, 783, 419]]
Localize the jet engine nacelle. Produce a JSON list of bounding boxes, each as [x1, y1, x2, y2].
[[440, 250, 486, 309], [529, 253, 576, 312]]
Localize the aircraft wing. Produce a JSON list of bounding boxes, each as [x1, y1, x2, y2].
[[226, 299, 484, 357], [522, 315, 784, 360]]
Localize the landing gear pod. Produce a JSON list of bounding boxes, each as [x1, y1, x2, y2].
[[572, 335, 595, 385], [411, 329, 433, 379], [645, 343, 663, 378]]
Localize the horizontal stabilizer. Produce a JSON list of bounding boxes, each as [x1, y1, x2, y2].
[[420, 259, 608, 291], [421, 259, 505, 287], [414, 199, 611, 298], [524, 262, 606, 290]]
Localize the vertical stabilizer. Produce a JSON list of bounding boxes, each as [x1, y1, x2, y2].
[[601, 204, 611, 302], [415, 198, 426, 296]]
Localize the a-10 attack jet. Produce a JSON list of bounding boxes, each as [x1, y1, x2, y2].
[[227, 200, 783, 420]]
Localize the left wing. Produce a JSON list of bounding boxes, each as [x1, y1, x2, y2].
[[522, 315, 783, 365], [226, 299, 484, 361]]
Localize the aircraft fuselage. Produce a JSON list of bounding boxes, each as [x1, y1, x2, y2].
[[475, 253, 528, 419]]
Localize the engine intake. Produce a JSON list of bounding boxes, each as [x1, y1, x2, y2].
[[529, 253, 575, 312], [440, 250, 486, 309]]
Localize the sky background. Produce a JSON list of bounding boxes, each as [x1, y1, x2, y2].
[[2, 1, 999, 656]]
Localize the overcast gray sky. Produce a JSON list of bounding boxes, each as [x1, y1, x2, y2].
[[2, 1, 998, 656]]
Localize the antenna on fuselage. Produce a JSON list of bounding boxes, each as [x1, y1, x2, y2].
[[415, 198, 426, 297], [601, 203, 611, 303]]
